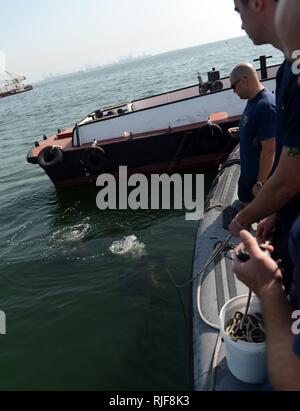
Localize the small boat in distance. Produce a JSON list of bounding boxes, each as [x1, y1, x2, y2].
[[0, 71, 33, 99], [27, 56, 279, 188]]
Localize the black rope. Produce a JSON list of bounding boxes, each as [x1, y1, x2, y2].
[[167, 234, 233, 289]]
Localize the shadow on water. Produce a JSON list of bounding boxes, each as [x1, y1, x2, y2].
[[50, 180, 199, 233], [51, 168, 217, 218], [49, 183, 195, 294]]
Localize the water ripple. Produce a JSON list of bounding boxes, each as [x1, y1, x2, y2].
[[49, 220, 91, 244]]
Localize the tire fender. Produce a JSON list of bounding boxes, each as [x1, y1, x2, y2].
[[38, 146, 63, 169]]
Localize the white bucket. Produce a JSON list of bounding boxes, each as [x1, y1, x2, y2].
[[220, 295, 267, 384]]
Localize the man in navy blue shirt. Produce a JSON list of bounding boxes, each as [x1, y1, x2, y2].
[[229, 62, 276, 204], [276, 0, 300, 370], [275, 0, 300, 363], [231, 0, 300, 389], [230, 1, 300, 254]]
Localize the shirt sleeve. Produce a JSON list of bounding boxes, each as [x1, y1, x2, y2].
[[256, 97, 277, 141], [284, 75, 300, 150]]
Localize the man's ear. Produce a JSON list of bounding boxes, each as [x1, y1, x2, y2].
[[240, 77, 248, 87]]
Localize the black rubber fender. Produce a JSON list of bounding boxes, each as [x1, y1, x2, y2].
[[197, 123, 224, 152], [38, 146, 63, 169], [81, 146, 107, 172]]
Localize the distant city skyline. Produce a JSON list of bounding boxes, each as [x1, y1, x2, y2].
[[41, 51, 155, 81], [1, 0, 245, 82]]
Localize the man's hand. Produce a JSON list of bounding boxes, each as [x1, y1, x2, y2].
[[228, 127, 240, 139], [257, 214, 277, 243], [233, 230, 283, 298], [229, 212, 249, 237]]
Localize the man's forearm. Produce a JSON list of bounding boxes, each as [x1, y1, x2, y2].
[[261, 285, 300, 390], [257, 151, 275, 183], [238, 171, 297, 226], [235, 148, 300, 228]]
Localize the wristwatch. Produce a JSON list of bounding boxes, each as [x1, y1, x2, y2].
[[255, 181, 264, 188]]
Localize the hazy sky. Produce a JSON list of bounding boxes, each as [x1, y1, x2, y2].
[[0, 0, 244, 81]]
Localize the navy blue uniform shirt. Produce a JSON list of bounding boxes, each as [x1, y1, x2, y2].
[[276, 61, 300, 237], [239, 89, 276, 180]]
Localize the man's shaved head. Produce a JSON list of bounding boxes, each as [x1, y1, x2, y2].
[[230, 62, 259, 83], [230, 62, 264, 100]]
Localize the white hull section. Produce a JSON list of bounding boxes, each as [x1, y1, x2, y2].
[[74, 68, 278, 146]]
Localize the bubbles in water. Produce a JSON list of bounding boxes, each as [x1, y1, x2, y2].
[[109, 235, 146, 257], [50, 222, 91, 244]]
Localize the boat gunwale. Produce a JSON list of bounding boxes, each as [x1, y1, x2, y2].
[[27, 114, 240, 165], [77, 64, 280, 129], [72, 114, 241, 148]]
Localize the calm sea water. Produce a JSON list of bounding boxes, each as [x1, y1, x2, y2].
[[0, 36, 282, 390]]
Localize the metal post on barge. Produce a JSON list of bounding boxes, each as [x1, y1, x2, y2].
[[254, 55, 272, 80]]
